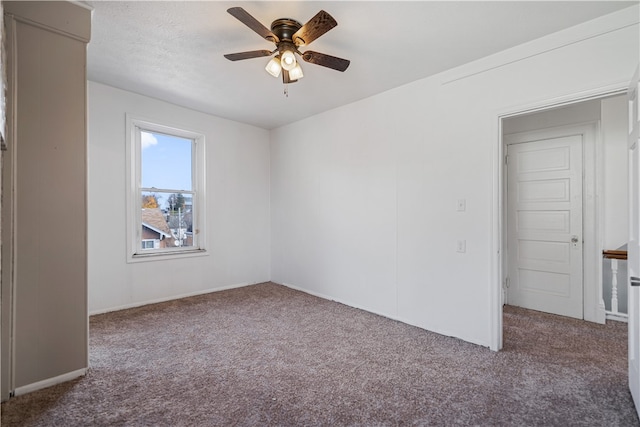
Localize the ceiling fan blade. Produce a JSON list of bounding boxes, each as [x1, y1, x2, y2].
[[227, 7, 279, 43], [282, 69, 298, 84], [224, 50, 273, 61], [292, 10, 337, 47], [301, 51, 350, 72]]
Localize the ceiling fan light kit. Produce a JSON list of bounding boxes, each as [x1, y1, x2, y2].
[[280, 49, 297, 71], [224, 7, 350, 87], [288, 63, 304, 80], [265, 57, 282, 78]]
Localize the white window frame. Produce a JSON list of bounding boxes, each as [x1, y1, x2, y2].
[[126, 114, 207, 262]]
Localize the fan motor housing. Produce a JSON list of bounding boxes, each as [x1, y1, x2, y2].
[[271, 18, 302, 42]]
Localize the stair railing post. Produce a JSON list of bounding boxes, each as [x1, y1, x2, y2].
[[611, 258, 619, 315]]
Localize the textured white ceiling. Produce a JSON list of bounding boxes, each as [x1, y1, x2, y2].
[[87, 1, 637, 129]]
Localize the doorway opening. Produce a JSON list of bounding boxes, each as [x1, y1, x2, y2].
[[497, 91, 629, 349]]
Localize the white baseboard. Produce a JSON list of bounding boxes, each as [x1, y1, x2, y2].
[[89, 281, 266, 315], [606, 311, 629, 323], [276, 281, 491, 349], [14, 368, 87, 397], [277, 281, 398, 321]]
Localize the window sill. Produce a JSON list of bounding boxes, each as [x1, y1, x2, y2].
[[127, 248, 208, 263]]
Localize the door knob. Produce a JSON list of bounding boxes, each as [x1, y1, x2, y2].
[[571, 235, 579, 248]]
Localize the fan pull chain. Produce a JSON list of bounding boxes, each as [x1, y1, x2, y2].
[[284, 85, 289, 98]]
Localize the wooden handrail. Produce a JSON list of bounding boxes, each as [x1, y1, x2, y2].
[[603, 250, 628, 260]]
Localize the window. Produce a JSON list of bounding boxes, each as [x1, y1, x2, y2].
[[141, 240, 159, 249], [126, 115, 206, 261]]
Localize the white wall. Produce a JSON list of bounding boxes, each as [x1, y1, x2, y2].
[[88, 82, 270, 314], [271, 7, 639, 347], [602, 95, 629, 250]]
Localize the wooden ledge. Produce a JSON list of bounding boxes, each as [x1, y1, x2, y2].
[[603, 250, 628, 260]]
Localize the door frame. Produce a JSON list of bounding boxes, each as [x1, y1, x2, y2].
[[491, 84, 628, 351], [0, 12, 17, 400], [626, 65, 639, 417]]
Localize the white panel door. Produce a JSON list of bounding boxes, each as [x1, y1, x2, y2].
[[507, 134, 583, 318], [628, 66, 640, 417]]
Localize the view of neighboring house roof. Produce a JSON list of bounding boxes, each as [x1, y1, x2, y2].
[[141, 208, 172, 238]]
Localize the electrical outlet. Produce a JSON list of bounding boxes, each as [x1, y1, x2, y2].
[[457, 240, 466, 253]]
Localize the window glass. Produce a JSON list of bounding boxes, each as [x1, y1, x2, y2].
[[141, 131, 192, 191], [139, 132, 194, 251]]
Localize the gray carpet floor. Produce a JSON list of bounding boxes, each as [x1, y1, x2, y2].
[[1, 282, 638, 426]]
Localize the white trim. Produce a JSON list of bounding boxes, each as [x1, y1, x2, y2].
[[0, 14, 19, 398], [13, 368, 87, 397], [500, 84, 628, 122], [68, 1, 94, 12], [280, 281, 396, 320], [279, 282, 491, 349], [88, 282, 256, 316], [606, 312, 629, 322], [493, 84, 628, 352], [594, 120, 607, 324], [128, 248, 208, 262], [490, 116, 503, 351], [3, 6, 91, 44], [443, 5, 639, 85]]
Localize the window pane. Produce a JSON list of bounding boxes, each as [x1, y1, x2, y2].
[[141, 131, 192, 191], [141, 190, 194, 250], [142, 240, 157, 249]]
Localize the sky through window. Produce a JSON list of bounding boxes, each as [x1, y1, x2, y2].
[[141, 131, 193, 210]]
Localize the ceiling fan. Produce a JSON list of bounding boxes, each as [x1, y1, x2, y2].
[[223, 7, 350, 84]]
